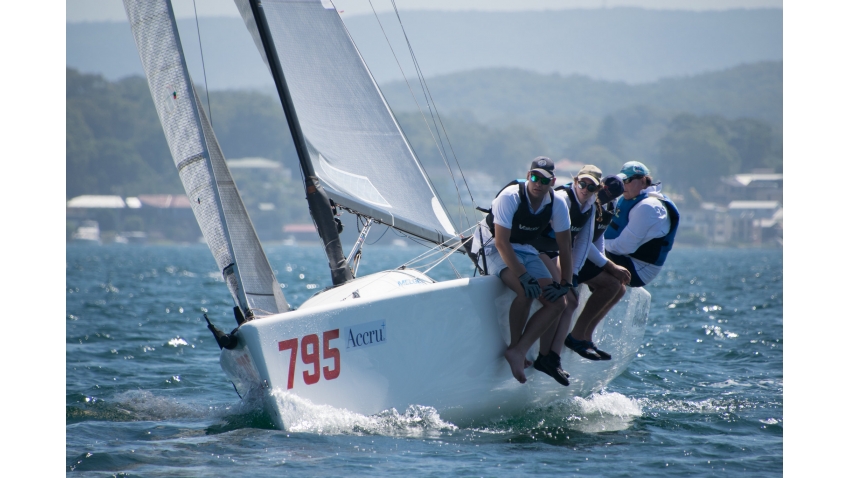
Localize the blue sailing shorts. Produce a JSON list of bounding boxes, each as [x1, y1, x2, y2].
[[485, 249, 552, 281]]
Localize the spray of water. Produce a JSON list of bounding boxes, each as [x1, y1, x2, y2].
[[72, 388, 644, 438], [270, 388, 457, 436]]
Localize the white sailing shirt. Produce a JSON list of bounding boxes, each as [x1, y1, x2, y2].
[[605, 183, 672, 284], [479, 182, 570, 257]]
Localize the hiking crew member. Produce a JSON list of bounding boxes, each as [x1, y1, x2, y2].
[[604, 161, 680, 287], [480, 156, 573, 386], [532, 168, 632, 362], [559, 174, 632, 360]]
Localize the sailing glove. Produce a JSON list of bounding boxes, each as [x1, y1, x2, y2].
[[543, 282, 571, 302], [518, 272, 541, 298]]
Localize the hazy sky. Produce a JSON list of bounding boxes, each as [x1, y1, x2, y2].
[[67, 0, 782, 22]]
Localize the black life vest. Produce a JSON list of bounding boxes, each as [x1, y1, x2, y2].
[[485, 180, 554, 245], [563, 184, 592, 236], [528, 184, 590, 253], [593, 203, 615, 243]]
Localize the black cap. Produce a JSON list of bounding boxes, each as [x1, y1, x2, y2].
[[529, 156, 555, 179], [597, 175, 624, 205]]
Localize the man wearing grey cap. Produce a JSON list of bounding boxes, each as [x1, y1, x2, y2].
[[479, 156, 574, 385], [603, 161, 680, 287]]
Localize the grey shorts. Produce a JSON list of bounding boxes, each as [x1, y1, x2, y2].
[[485, 250, 553, 280]]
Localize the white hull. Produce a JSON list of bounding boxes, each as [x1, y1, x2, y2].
[[221, 270, 650, 429]]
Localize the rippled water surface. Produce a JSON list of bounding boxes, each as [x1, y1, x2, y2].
[[66, 245, 782, 476]]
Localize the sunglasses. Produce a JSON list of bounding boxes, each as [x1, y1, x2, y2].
[[624, 175, 645, 184], [577, 180, 600, 192], [529, 174, 553, 186]]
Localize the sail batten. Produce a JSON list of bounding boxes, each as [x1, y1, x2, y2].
[[124, 0, 289, 317], [237, 0, 459, 246]]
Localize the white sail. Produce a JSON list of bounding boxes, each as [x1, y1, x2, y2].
[[235, 0, 459, 246], [123, 0, 289, 317], [121, 0, 650, 429]]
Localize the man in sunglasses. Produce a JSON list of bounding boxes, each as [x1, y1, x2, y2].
[[532, 169, 632, 362], [479, 156, 574, 385], [602, 161, 680, 288]]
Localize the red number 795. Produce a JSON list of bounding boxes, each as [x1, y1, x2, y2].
[[278, 329, 340, 389]]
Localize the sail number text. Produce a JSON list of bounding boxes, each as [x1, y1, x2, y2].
[[278, 329, 341, 389]]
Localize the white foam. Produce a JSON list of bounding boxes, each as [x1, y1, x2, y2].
[[474, 391, 644, 434], [559, 391, 643, 433], [269, 388, 457, 436], [167, 337, 189, 347], [570, 391, 643, 417]]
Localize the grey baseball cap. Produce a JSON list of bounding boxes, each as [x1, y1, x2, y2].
[[529, 156, 555, 179]]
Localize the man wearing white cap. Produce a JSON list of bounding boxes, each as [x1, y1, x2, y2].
[[479, 156, 574, 386], [603, 161, 680, 287]]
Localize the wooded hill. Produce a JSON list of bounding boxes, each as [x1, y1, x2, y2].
[[66, 61, 782, 214]]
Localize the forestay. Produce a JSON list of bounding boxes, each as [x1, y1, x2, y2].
[[235, 0, 458, 246], [124, 0, 289, 317]]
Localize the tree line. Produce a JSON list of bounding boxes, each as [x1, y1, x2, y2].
[[67, 64, 781, 213]]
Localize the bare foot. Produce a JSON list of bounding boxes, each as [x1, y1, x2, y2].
[[504, 347, 527, 383], [525, 359, 533, 369]]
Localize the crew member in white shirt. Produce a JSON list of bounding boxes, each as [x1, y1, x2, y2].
[[533, 170, 631, 362], [482, 156, 574, 386], [603, 161, 680, 287]]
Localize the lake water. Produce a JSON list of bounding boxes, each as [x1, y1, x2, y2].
[[66, 244, 782, 476]]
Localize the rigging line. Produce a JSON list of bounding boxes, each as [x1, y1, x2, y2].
[[388, 0, 476, 229], [405, 247, 467, 273], [405, 249, 448, 269], [447, 256, 462, 278], [391, 222, 476, 268], [364, 1, 448, 169], [366, 224, 390, 245], [422, 239, 467, 275], [366, 1, 466, 228], [411, 65, 477, 223], [400, 223, 477, 269], [405, 253, 450, 274], [402, 232, 473, 267], [386, 1, 451, 174], [423, 243, 464, 278], [410, 246, 461, 279], [398, 223, 478, 268], [400, 239, 462, 279], [401, 243, 444, 266], [387, 0, 465, 223], [398, 237, 447, 267], [192, 0, 213, 126]]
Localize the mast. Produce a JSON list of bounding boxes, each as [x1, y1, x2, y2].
[[249, 0, 353, 286]]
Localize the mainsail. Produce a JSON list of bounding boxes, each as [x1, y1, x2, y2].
[[235, 0, 459, 246], [124, 0, 289, 318]]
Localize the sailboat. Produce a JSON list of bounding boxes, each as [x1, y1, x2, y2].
[[123, 0, 650, 428]]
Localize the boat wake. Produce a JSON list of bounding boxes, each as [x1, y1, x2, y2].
[[557, 391, 643, 433], [267, 388, 642, 436], [269, 388, 457, 437], [474, 391, 644, 436], [67, 388, 644, 439]]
